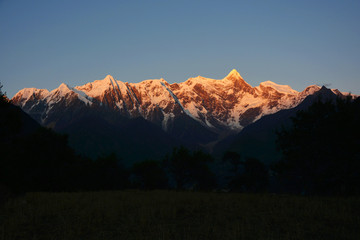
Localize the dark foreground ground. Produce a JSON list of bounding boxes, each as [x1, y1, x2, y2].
[[0, 191, 359, 240]]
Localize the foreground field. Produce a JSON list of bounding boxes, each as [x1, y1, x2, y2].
[[0, 191, 359, 240]]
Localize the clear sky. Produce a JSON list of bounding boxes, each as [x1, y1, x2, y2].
[[1, 0, 359, 98]]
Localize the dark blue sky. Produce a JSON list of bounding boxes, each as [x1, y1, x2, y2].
[[1, 0, 359, 97]]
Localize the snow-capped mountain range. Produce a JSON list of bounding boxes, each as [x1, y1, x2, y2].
[[12, 69, 354, 161], [12, 69, 330, 134]]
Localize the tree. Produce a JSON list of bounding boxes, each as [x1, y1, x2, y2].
[[222, 151, 242, 173], [0, 83, 10, 106], [222, 152, 268, 192], [220, 151, 242, 189], [131, 160, 168, 189], [274, 97, 360, 195], [92, 153, 129, 190], [165, 146, 216, 190], [191, 150, 217, 190], [0, 83, 21, 139], [231, 157, 268, 192]]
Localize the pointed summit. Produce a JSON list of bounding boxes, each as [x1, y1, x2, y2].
[[56, 83, 73, 95], [225, 69, 243, 81], [104, 74, 115, 82], [59, 83, 70, 89]]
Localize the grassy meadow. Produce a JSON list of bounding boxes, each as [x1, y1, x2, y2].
[[0, 191, 359, 240]]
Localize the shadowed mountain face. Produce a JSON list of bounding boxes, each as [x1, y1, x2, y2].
[[214, 87, 344, 164], [11, 70, 349, 161]]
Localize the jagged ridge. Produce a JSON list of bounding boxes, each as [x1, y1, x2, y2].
[[12, 69, 349, 135]]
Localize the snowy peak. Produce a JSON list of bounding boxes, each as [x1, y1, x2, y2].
[[57, 83, 72, 93], [301, 85, 321, 95], [13, 88, 49, 100], [258, 81, 298, 95], [75, 75, 118, 98], [12, 88, 49, 107], [225, 69, 244, 81], [36, 82, 93, 107], [104, 74, 115, 82], [49, 83, 79, 98]]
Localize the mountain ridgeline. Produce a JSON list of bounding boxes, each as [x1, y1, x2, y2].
[[11, 70, 353, 162]]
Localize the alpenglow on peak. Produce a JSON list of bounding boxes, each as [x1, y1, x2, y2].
[[225, 69, 243, 81], [104, 75, 115, 81], [14, 69, 340, 133]]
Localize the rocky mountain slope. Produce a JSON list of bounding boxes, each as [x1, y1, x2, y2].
[[11, 69, 349, 161], [12, 70, 323, 133]]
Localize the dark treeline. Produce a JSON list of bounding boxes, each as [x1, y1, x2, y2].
[[1, 84, 360, 198], [274, 96, 360, 195]]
